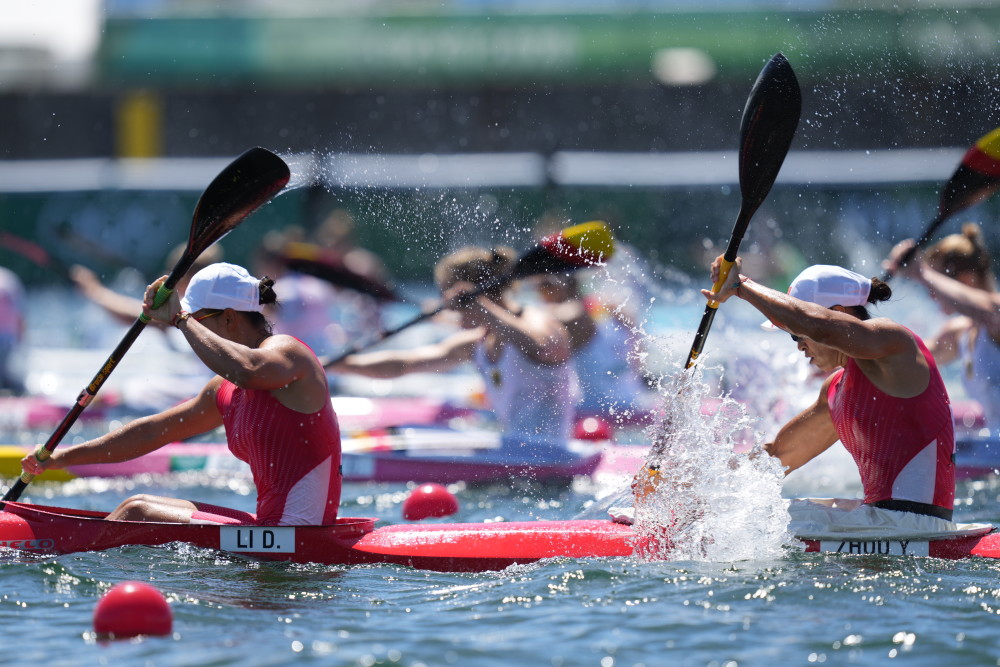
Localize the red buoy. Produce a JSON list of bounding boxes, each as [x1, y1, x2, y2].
[[403, 483, 459, 520], [573, 416, 613, 441], [93, 581, 172, 638]]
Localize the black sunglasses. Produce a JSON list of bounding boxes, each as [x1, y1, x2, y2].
[[790, 334, 801, 343]]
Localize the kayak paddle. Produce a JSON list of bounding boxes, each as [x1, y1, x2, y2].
[[0, 230, 75, 283], [321, 220, 615, 368], [282, 240, 399, 302], [684, 52, 802, 369], [883, 126, 1000, 280], [3, 147, 291, 505]]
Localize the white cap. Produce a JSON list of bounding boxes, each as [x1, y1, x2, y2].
[[180, 262, 263, 314], [761, 264, 871, 330]]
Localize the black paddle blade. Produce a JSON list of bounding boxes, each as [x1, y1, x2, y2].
[[172, 147, 290, 284], [685, 53, 801, 369], [725, 52, 802, 260], [938, 167, 1000, 222], [283, 242, 398, 302]]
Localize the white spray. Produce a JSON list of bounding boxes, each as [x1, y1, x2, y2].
[[632, 359, 793, 562]]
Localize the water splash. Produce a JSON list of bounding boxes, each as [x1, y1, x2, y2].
[[280, 151, 324, 193], [632, 363, 793, 563]]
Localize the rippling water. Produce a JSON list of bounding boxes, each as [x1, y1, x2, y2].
[[5, 280, 1000, 665], [5, 474, 1000, 666]]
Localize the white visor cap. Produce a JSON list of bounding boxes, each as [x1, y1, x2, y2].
[[761, 264, 871, 331], [180, 262, 264, 314]]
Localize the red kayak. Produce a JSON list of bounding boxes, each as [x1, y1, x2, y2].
[[1, 502, 1000, 572], [0, 502, 632, 572]]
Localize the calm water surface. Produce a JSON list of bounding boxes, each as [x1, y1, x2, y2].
[[5, 283, 1000, 666]]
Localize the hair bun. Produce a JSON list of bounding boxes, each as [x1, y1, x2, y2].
[[258, 276, 278, 305], [868, 277, 892, 303]]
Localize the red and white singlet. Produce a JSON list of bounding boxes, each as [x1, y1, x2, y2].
[[215, 380, 342, 525], [827, 331, 954, 511]]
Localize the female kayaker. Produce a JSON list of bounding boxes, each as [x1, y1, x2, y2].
[[885, 223, 1000, 429], [533, 272, 654, 422], [331, 246, 579, 460], [21, 262, 342, 526], [700, 258, 956, 536]]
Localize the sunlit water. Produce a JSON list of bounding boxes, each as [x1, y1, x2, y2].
[[5, 276, 1000, 665]]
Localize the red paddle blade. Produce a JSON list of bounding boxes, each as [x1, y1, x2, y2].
[[938, 127, 1000, 220], [509, 221, 615, 279], [0, 231, 55, 270]]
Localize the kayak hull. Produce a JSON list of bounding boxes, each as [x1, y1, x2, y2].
[[2, 502, 1000, 572], [0, 502, 632, 572]]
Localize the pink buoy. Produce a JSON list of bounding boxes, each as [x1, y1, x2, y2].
[[403, 483, 459, 520], [93, 581, 172, 639]]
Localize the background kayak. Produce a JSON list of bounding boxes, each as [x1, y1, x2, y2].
[[0, 427, 609, 484]]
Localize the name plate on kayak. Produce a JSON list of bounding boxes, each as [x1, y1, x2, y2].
[[818, 539, 929, 557], [220, 527, 296, 553]]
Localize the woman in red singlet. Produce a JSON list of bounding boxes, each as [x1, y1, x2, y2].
[[21, 263, 342, 526], [704, 257, 956, 526]]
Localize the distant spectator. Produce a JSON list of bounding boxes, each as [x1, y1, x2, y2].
[[0, 265, 26, 393]]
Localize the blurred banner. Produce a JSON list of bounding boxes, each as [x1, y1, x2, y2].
[[98, 7, 1000, 86]]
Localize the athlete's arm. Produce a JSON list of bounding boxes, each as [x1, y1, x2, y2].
[[22, 378, 224, 472], [765, 377, 840, 474], [331, 328, 481, 378], [474, 300, 571, 365], [927, 316, 970, 366]]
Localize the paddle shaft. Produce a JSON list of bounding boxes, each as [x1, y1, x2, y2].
[[2, 147, 290, 504], [683, 53, 801, 369], [684, 215, 749, 368], [882, 190, 999, 280], [322, 277, 500, 368], [880, 212, 946, 281], [2, 278, 180, 502], [883, 128, 1000, 281], [322, 221, 613, 368]]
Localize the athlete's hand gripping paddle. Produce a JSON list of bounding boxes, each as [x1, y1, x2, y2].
[[3, 147, 291, 505], [321, 220, 615, 368], [684, 53, 802, 369]]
